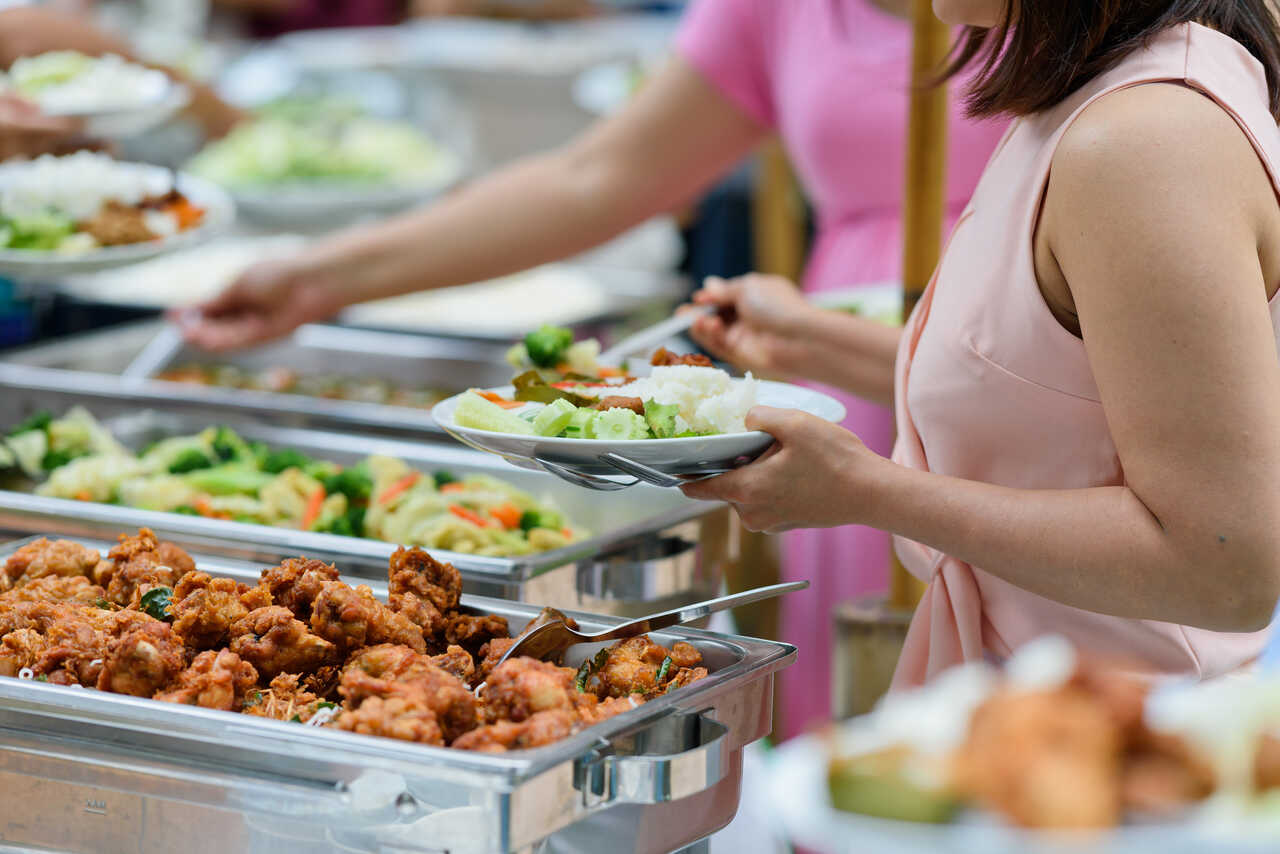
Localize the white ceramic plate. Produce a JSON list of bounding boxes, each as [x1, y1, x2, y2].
[[0, 166, 235, 280], [767, 735, 1280, 854], [46, 79, 191, 139], [432, 379, 846, 482]]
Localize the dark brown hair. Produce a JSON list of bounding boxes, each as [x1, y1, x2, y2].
[[947, 0, 1280, 118]]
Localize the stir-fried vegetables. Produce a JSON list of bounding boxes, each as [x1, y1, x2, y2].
[[8, 414, 583, 557]]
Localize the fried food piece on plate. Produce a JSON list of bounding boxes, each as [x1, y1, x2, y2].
[[32, 604, 147, 686], [475, 638, 515, 684], [388, 547, 461, 613], [1256, 733, 1280, 791], [170, 571, 251, 651], [242, 672, 323, 721], [650, 347, 713, 368], [96, 620, 186, 697], [343, 643, 433, 681], [482, 658, 577, 723], [339, 661, 478, 743], [430, 645, 476, 685], [662, 666, 709, 694], [229, 605, 336, 679], [310, 582, 425, 654], [950, 685, 1122, 829], [388, 590, 445, 640], [592, 396, 644, 414], [0, 628, 46, 677], [452, 709, 579, 753], [154, 649, 258, 711], [239, 585, 273, 612], [574, 693, 640, 727], [258, 557, 340, 621], [303, 664, 343, 701], [1121, 730, 1216, 815], [81, 200, 156, 246], [0, 575, 106, 606], [97, 529, 192, 607], [3, 538, 101, 590], [445, 613, 508, 655], [335, 694, 445, 745], [586, 635, 699, 699]]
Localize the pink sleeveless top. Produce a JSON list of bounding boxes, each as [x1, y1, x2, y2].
[[891, 23, 1280, 688]]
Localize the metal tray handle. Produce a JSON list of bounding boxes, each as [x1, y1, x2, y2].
[[578, 712, 729, 806]]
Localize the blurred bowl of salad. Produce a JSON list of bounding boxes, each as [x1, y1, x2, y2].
[[186, 96, 466, 228], [0, 51, 190, 138], [811, 284, 905, 327]]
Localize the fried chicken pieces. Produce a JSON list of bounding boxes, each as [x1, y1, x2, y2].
[[0, 531, 708, 753]]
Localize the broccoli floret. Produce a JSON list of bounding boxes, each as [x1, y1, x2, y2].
[[260, 448, 314, 474], [211, 426, 254, 462], [643, 400, 682, 439], [433, 470, 458, 488], [167, 448, 214, 474], [523, 325, 574, 368], [39, 448, 82, 471], [7, 410, 51, 437], [320, 464, 373, 503], [519, 508, 563, 532], [316, 504, 365, 537], [172, 505, 201, 516]]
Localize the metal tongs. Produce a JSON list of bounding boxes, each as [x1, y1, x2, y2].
[[494, 581, 808, 669]]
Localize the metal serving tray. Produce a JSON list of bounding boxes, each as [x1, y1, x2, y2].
[[0, 536, 794, 854], [0, 372, 732, 614], [6, 324, 515, 439]]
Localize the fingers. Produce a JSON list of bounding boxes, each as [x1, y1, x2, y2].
[[691, 275, 737, 307], [179, 311, 276, 353], [744, 405, 812, 438]]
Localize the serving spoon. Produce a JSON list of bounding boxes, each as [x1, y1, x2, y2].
[[596, 305, 713, 366], [494, 581, 808, 669]]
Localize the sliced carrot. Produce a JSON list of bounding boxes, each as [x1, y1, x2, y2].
[[440, 482, 466, 494], [561, 527, 573, 539], [478, 391, 524, 409], [378, 472, 421, 506], [166, 198, 205, 230], [488, 502, 522, 530], [596, 366, 624, 378], [450, 505, 490, 528], [301, 487, 326, 530], [74, 490, 92, 502], [194, 497, 230, 519]]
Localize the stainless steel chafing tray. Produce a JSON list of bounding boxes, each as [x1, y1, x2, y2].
[[0, 536, 794, 854], [0, 374, 732, 615], [5, 323, 515, 439]]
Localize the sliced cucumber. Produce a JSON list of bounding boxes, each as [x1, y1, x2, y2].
[[453, 391, 536, 436], [532, 398, 577, 437], [561, 408, 596, 438]]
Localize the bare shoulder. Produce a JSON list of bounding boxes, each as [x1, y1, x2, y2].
[[1051, 82, 1275, 216]]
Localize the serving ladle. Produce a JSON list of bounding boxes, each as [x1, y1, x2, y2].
[[494, 581, 809, 669]]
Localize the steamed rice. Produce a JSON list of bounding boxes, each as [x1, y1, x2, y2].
[[607, 365, 757, 435]]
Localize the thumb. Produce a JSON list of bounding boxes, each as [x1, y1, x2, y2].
[[744, 406, 806, 439]]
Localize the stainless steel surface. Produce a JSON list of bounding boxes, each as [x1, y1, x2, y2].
[[499, 582, 809, 666], [0, 535, 793, 854], [0, 377, 731, 614], [3, 319, 163, 374], [598, 454, 724, 489], [596, 306, 710, 366], [537, 456, 640, 491]]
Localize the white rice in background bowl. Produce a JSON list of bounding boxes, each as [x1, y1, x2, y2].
[[602, 365, 758, 435]]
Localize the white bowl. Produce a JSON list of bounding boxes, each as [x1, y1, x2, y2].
[[0, 166, 235, 280], [432, 379, 846, 482]]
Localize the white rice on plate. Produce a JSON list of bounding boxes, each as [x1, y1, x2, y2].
[[603, 365, 758, 435]]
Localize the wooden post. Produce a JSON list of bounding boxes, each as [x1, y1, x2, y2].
[[832, 0, 953, 719]]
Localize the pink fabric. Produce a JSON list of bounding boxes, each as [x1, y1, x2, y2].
[[891, 23, 1279, 689], [676, 0, 1007, 736]]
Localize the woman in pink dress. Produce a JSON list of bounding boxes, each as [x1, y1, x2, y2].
[[686, 0, 1280, 686], [183, 0, 1007, 738]]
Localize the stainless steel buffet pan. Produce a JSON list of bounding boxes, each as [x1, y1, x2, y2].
[[4, 324, 514, 439], [3, 319, 162, 374], [0, 375, 732, 614], [0, 536, 794, 854]]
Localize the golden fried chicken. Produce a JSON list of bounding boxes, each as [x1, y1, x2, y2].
[[662, 667, 709, 694], [951, 686, 1122, 829], [242, 672, 324, 722], [96, 529, 192, 607], [650, 347, 713, 368], [154, 650, 258, 711], [340, 662, 477, 743], [3, 538, 100, 590], [335, 694, 445, 745], [0, 628, 46, 677], [32, 603, 137, 685], [0, 576, 106, 606], [96, 621, 186, 697], [574, 694, 640, 726], [445, 613, 509, 656], [452, 709, 579, 753], [309, 582, 425, 654], [586, 635, 700, 699], [342, 643, 433, 681], [240, 585, 273, 611], [475, 638, 515, 684], [303, 664, 342, 701], [81, 200, 156, 246], [170, 571, 250, 651], [388, 547, 461, 613], [258, 557, 340, 621], [483, 658, 577, 723], [430, 645, 476, 685], [229, 606, 336, 679], [1121, 730, 1216, 815], [388, 591, 445, 640]]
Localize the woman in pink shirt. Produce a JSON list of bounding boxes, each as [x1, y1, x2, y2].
[[686, 0, 1280, 687], [184, 1, 1006, 734]]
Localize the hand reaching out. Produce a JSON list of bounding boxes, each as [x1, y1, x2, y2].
[[687, 273, 815, 379]]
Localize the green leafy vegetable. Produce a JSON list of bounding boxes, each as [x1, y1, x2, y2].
[[511, 370, 591, 406], [320, 464, 372, 502], [243, 691, 263, 709], [167, 447, 214, 474], [8, 410, 51, 437], [93, 597, 115, 611], [433, 470, 458, 488], [211, 427, 254, 463], [140, 587, 174, 622], [523, 325, 574, 368], [289, 714, 302, 723], [172, 505, 201, 516], [260, 448, 314, 474], [656, 655, 673, 684], [519, 509, 563, 532], [40, 449, 80, 471]]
